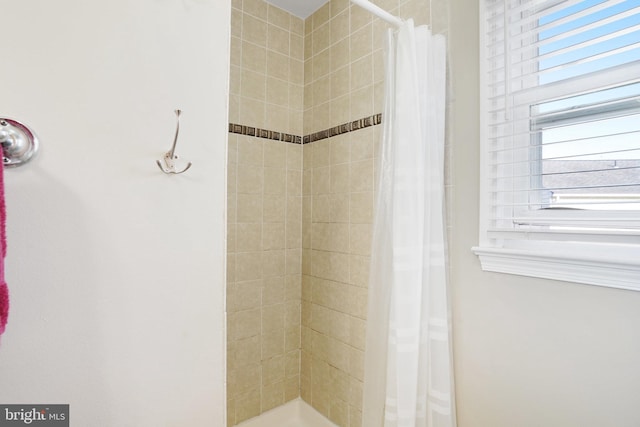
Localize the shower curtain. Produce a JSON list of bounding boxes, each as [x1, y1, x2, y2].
[[362, 20, 456, 427]]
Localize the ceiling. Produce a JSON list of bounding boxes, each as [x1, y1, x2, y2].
[[264, 0, 330, 18]]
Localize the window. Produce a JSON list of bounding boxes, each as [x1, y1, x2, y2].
[[475, 0, 640, 290]]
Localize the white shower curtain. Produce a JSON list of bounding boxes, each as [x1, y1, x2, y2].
[[362, 20, 456, 427]]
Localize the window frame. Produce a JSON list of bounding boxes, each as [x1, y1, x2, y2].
[[474, 0, 640, 291]]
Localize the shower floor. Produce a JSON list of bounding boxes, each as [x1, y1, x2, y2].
[[235, 398, 337, 427]]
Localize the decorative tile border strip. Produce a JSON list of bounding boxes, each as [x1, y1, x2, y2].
[[303, 113, 382, 144], [228, 113, 382, 145], [228, 123, 302, 144]]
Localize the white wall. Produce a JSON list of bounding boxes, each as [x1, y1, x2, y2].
[[449, 1, 640, 426], [0, 1, 229, 425]]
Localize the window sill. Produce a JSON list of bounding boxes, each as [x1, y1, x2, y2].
[[472, 245, 640, 291]]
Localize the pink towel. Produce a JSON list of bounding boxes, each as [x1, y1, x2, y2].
[[0, 160, 7, 336]]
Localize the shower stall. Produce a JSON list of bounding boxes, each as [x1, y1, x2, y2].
[[226, 0, 451, 425]]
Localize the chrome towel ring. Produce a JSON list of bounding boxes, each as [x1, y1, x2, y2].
[[0, 118, 39, 168]]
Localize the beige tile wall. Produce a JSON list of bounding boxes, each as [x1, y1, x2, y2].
[[229, 0, 304, 136], [228, 0, 444, 426], [227, 0, 304, 425], [300, 2, 433, 427], [302, 0, 430, 136], [300, 128, 375, 427]]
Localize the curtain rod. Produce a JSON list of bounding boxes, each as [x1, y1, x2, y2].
[[350, 0, 403, 27]]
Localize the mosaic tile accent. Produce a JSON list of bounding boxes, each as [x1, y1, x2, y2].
[[228, 113, 382, 145], [228, 123, 302, 144], [304, 113, 382, 144]]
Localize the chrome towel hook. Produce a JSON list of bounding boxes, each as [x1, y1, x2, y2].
[[156, 109, 192, 174]]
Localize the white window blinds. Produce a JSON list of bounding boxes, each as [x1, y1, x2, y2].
[[483, 0, 640, 239]]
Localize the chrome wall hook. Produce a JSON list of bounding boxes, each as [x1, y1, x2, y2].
[[156, 109, 192, 174]]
